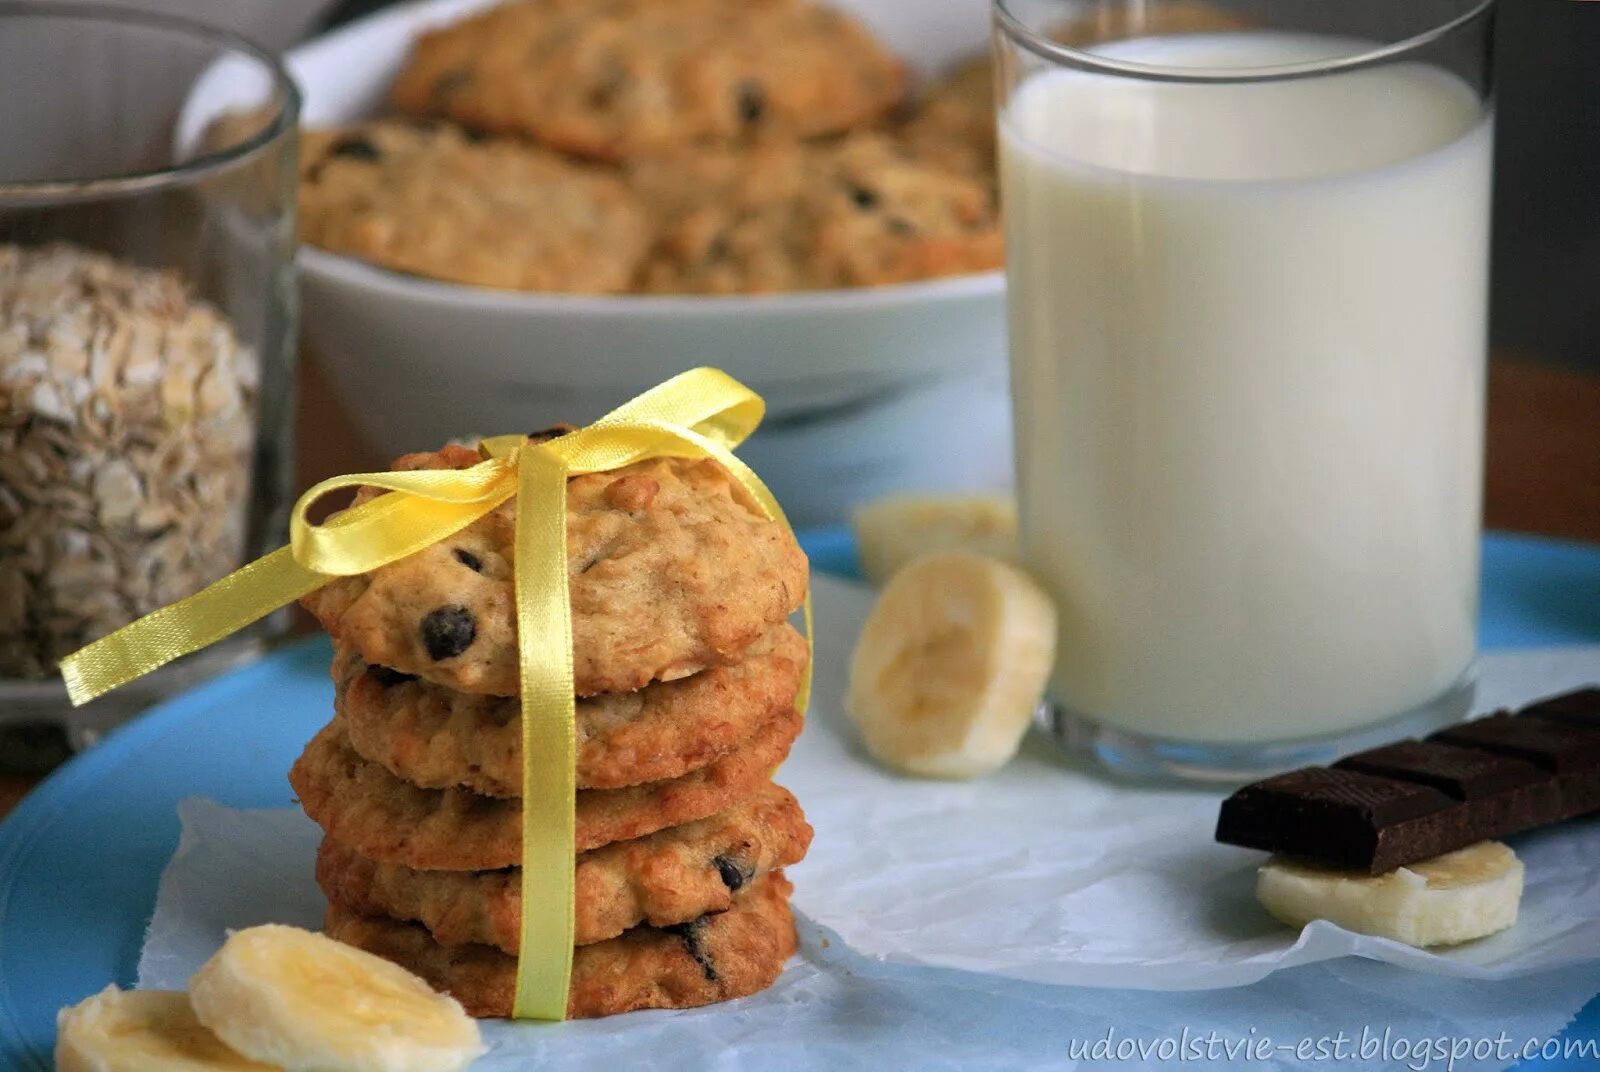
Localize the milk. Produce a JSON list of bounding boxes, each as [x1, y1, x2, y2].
[[1001, 32, 1492, 743]]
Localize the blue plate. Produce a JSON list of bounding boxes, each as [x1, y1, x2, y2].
[[3, 530, 1599, 1070]]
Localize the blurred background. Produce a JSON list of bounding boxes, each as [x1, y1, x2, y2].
[[7, 0, 1591, 535], [320, 0, 1600, 528], [65, 0, 1596, 536], [313, 0, 1599, 375]]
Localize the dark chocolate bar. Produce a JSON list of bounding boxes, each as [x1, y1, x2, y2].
[[1335, 738, 1547, 799], [1215, 684, 1600, 871], [1518, 687, 1600, 728]]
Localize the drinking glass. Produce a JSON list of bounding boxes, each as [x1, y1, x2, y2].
[[995, 0, 1495, 780]]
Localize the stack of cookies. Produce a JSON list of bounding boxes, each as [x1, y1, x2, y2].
[[288, 438, 812, 1018]]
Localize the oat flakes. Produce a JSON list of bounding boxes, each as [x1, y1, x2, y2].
[[0, 243, 258, 677]]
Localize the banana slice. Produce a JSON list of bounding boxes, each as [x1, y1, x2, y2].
[[189, 924, 485, 1072], [56, 987, 279, 1072], [852, 494, 1017, 586], [846, 551, 1057, 778], [1256, 840, 1523, 947]]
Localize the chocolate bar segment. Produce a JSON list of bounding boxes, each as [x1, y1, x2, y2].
[[1335, 739, 1564, 842], [1519, 687, 1600, 728], [1335, 739, 1546, 800], [1431, 713, 1600, 773], [1213, 767, 1458, 873], [1216, 684, 1600, 871], [1433, 713, 1600, 819]]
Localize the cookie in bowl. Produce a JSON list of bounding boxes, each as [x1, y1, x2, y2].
[[631, 133, 1004, 294], [389, 0, 907, 162], [298, 120, 649, 292], [896, 56, 997, 186]]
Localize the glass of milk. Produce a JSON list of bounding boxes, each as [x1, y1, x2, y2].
[[995, 0, 1495, 780]]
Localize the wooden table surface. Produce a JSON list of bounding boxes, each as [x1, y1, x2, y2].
[[2, 355, 1597, 820], [0, 778, 33, 819]]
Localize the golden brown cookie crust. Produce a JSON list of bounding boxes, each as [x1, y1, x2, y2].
[[315, 782, 810, 951], [289, 704, 802, 868], [389, 0, 905, 162], [300, 444, 809, 698], [335, 623, 808, 795], [297, 121, 648, 292], [896, 56, 996, 185], [631, 133, 1003, 294], [325, 871, 796, 1019]]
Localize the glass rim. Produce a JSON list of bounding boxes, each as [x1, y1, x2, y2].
[[0, 0, 300, 201], [992, 0, 1495, 84]]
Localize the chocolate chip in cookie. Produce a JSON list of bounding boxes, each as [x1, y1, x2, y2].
[[431, 67, 474, 106], [664, 917, 719, 982], [735, 81, 766, 125], [328, 135, 383, 162], [713, 853, 751, 891], [527, 424, 574, 443], [366, 665, 418, 688], [420, 606, 477, 660], [848, 184, 880, 210]]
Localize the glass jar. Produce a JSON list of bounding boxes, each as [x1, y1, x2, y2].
[[0, 2, 299, 752]]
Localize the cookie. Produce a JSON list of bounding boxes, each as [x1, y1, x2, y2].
[[315, 782, 810, 951], [899, 0, 1254, 185], [324, 871, 796, 1019], [297, 121, 648, 292], [631, 133, 1003, 293], [897, 56, 996, 184], [389, 0, 905, 162], [289, 703, 802, 868], [301, 443, 809, 698], [335, 623, 808, 795], [1050, 0, 1255, 47]]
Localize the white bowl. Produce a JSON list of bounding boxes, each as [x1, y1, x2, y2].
[[285, 0, 1011, 525]]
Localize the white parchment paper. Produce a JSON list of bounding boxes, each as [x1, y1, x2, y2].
[[785, 580, 1600, 989], [140, 577, 1600, 1069]]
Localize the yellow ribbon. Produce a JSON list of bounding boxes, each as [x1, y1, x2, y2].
[[59, 367, 810, 1021]]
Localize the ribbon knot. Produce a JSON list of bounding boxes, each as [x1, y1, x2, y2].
[[59, 367, 808, 1021]]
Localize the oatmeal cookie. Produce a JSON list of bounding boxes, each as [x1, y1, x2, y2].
[[632, 133, 1003, 293], [389, 0, 905, 162], [336, 623, 806, 795], [289, 705, 802, 868], [897, 56, 995, 183], [297, 120, 648, 292], [300, 443, 809, 698], [897, 0, 1252, 184], [324, 871, 796, 1019], [315, 782, 810, 951], [1050, 0, 1255, 47]]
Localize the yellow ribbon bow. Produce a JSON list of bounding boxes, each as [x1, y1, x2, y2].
[[60, 367, 809, 1021]]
